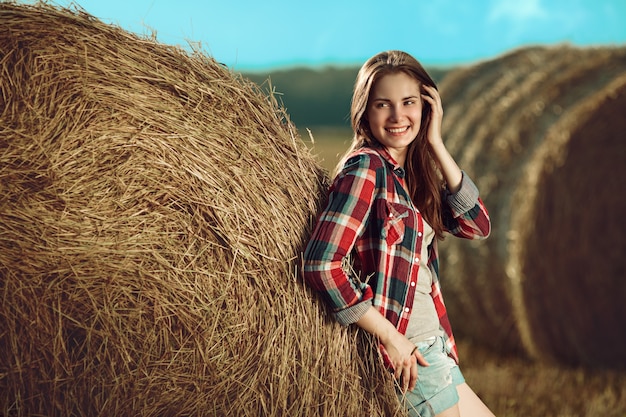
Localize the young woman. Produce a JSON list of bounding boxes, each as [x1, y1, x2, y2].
[[303, 51, 495, 417]]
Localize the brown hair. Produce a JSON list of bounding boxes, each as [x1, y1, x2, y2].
[[339, 50, 445, 237]]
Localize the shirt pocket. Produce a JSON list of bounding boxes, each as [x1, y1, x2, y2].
[[382, 202, 410, 246]]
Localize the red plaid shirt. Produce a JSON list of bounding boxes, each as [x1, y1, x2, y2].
[[303, 146, 491, 364]]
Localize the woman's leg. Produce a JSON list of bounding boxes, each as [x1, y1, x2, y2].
[[456, 382, 495, 416], [435, 382, 494, 417]]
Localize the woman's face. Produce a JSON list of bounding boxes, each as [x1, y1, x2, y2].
[[366, 72, 423, 164]]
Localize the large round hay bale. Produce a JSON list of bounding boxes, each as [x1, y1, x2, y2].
[[438, 45, 626, 368], [0, 3, 402, 416]]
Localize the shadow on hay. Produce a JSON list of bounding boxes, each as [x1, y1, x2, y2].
[[438, 45, 626, 370]]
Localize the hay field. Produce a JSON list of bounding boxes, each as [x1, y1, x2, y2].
[[2, 3, 625, 416]]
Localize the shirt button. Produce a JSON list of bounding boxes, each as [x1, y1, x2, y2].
[[404, 307, 410, 313], [410, 281, 416, 287], [417, 232, 423, 237], [415, 257, 420, 263]]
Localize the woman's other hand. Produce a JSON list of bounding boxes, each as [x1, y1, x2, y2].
[[385, 329, 430, 393], [356, 306, 430, 393]]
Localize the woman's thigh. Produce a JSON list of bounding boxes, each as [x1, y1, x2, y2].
[[455, 382, 495, 417]]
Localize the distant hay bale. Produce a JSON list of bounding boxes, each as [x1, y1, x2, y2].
[[438, 45, 626, 368], [0, 3, 402, 416]]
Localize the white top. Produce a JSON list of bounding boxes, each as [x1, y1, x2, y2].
[[404, 218, 443, 343]]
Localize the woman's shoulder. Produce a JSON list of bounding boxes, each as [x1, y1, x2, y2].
[[341, 147, 386, 173]]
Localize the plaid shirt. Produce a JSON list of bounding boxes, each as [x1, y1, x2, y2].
[[303, 146, 490, 364]]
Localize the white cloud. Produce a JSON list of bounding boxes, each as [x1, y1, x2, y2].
[[488, 0, 548, 22]]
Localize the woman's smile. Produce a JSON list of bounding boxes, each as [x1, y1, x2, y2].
[[386, 126, 411, 134]]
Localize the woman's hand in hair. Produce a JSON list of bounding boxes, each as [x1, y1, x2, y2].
[[421, 84, 444, 148], [422, 84, 463, 191]]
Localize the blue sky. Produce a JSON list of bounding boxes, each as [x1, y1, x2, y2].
[[34, 0, 626, 71]]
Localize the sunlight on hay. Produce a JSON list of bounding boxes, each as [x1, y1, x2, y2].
[[0, 3, 401, 416]]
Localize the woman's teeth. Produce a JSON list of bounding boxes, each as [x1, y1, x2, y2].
[[387, 127, 408, 133]]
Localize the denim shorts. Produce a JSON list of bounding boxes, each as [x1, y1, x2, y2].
[[397, 336, 465, 417]]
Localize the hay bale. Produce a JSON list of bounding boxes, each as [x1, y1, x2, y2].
[[0, 3, 401, 416], [438, 45, 626, 368]]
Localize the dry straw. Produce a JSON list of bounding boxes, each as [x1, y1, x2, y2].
[[438, 45, 626, 369], [0, 3, 401, 416]]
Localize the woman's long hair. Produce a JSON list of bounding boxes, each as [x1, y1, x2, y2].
[[337, 50, 445, 238]]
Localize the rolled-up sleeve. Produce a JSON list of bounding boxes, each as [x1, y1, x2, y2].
[[443, 171, 491, 239], [303, 155, 379, 325]]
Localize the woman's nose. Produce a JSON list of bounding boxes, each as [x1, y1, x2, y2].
[[389, 104, 402, 121]]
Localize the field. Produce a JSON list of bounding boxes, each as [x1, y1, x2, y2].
[[300, 126, 353, 173], [303, 127, 626, 417]]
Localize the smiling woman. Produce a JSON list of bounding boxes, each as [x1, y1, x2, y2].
[[303, 50, 495, 417]]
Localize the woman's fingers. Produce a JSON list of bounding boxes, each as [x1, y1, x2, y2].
[[399, 351, 425, 392], [402, 366, 411, 391], [397, 348, 431, 392], [414, 350, 430, 367]]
